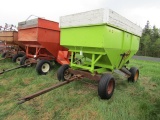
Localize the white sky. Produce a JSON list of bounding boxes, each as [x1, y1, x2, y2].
[[0, 0, 160, 28]]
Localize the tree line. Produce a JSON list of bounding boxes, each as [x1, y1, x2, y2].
[[137, 21, 160, 58]]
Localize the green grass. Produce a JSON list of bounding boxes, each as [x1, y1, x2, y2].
[[0, 58, 160, 120]]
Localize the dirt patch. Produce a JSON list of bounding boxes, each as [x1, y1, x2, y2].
[[0, 80, 9, 86], [6, 111, 29, 120], [41, 111, 53, 120], [23, 78, 34, 85], [69, 108, 100, 120], [141, 77, 157, 89], [140, 76, 158, 94], [0, 97, 5, 103]]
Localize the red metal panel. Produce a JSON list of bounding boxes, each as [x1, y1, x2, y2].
[[18, 28, 38, 42], [18, 18, 69, 62], [13, 32, 18, 42], [38, 18, 60, 31], [37, 28, 60, 57], [57, 51, 70, 64], [0, 31, 25, 51], [38, 28, 60, 43], [0, 31, 17, 44], [0, 31, 13, 37]]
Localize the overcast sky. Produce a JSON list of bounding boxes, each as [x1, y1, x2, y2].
[[0, 0, 159, 28]]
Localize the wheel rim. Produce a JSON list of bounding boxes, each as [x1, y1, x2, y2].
[[134, 71, 139, 81], [6, 53, 11, 58], [41, 63, 50, 73], [64, 70, 71, 80], [25, 59, 31, 66], [16, 57, 22, 64], [106, 79, 114, 94], [4, 53, 7, 58]]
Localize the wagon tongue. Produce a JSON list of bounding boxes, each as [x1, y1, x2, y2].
[[0, 63, 31, 75], [17, 75, 86, 104], [0, 69, 5, 75], [17, 79, 75, 104]]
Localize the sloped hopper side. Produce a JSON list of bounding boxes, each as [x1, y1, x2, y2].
[[60, 25, 140, 70], [18, 18, 64, 58], [60, 8, 141, 71]]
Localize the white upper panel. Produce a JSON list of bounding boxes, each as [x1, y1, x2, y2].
[[60, 8, 142, 36]]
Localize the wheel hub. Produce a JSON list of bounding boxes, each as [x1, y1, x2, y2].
[[64, 70, 72, 80], [25, 59, 31, 66], [16, 57, 22, 64], [134, 71, 139, 81], [107, 79, 114, 94], [41, 63, 50, 73]]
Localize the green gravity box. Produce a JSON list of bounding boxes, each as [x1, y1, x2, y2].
[[60, 8, 142, 73]]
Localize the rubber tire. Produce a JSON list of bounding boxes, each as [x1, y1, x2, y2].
[[1, 52, 7, 58], [20, 56, 29, 67], [12, 53, 24, 63], [57, 64, 70, 81], [128, 67, 139, 82], [36, 60, 51, 75], [98, 74, 115, 100]]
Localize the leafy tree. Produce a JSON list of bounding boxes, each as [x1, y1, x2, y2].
[[139, 21, 151, 56], [138, 21, 160, 58]]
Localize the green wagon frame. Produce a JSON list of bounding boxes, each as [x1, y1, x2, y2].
[[57, 8, 142, 99]]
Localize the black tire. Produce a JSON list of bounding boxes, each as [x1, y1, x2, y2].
[[12, 53, 24, 63], [1, 52, 7, 58], [18, 51, 25, 56], [20, 56, 30, 67], [57, 64, 71, 81], [128, 67, 139, 82], [98, 74, 115, 99], [36, 60, 51, 75]]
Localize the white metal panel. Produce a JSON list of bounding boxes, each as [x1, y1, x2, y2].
[[60, 9, 106, 28], [18, 18, 38, 29], [60, 8, 142, 36], [107, 9, 142, 36]]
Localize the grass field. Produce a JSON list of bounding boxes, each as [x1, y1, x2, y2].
[[0, 58, 160, 120]]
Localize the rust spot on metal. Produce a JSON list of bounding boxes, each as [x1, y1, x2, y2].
[[0, 63, 33, 75], [68, 68, 101, 81], [120, 67, 131, 78]]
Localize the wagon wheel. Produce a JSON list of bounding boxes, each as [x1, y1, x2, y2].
[[0, 50, 3, 54], [12, 53, 24, 64], [128, 67, 139, 82], [1, 52, 7, 58], [20, 56, 31, 67], [98, 74, 115, 99], [57, 64, 72, 81], [36, 60, 51, 75]]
